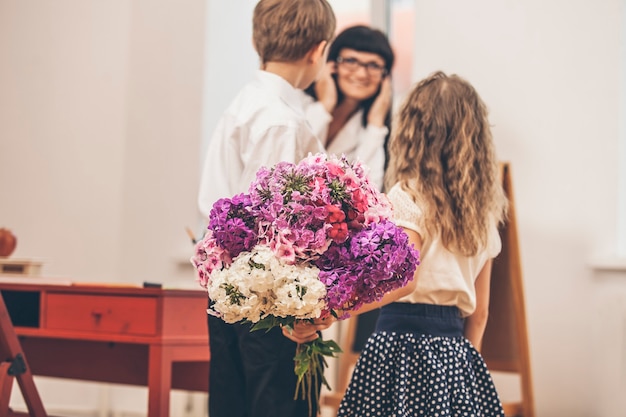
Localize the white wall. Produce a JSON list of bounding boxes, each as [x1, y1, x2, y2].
[[117, 0, 206, 287], [200, 0, 257, 164], [617, 0, 626, 257], [0, 0, 205, 285], [1, 0, 206, 415], [0, 1, 131, 283], [2, 0, 625, 416]]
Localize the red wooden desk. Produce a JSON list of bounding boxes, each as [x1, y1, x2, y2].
[[0, 281, 209, 417]]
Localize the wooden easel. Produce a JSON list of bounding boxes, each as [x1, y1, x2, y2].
[[0, 291, 48, 417], [482, 163, 535, 417]]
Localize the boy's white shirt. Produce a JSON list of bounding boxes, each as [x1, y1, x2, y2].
[[301, 92, 387, 190], [198, 70, 324, 218]]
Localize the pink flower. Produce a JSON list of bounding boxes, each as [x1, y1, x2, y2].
[[328, 222, 349, 243], [274, 242, 296, 264], [311, 177, 328, 196], [352, 189, 369, 213], [341, 171, 360, 189], [326, 205, 346, 223], [326, 162, 345, 177], [196, 269, 209, 288], [270, 228, 297, 263], [191, 232, 231, 288]]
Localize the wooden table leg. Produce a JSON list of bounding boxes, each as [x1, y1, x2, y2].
[[147, 345, 172, 417]]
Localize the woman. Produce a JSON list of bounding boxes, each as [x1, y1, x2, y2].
[[303, 25, 395, 191]]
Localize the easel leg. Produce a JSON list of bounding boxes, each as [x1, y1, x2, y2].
[[0, 362, 15, 417], [0, 293, 47, 417]]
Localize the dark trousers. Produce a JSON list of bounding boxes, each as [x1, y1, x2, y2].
[[208, 314, 318, 417]]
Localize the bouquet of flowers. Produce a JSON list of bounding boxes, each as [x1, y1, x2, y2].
[[191, 153, 419, 413]]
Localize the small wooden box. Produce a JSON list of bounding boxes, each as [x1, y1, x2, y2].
[[0, 258, 42, 276]]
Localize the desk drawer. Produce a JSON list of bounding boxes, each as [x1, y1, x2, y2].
[[46, 293, 158, 336]]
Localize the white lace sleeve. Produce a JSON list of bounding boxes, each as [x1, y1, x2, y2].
[[387, 184, 423, 234]]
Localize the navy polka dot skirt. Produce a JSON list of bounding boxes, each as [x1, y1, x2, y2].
[[337, 303, 505, 417]]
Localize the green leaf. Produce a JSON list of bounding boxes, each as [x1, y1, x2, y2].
[[249, 315, 295, 332], [249, 316, 277, 332]]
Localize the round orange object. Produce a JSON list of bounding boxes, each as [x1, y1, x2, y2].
[[0, 228, 17, 257]]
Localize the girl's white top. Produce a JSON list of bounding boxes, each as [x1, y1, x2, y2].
[[387, 183, 502, 317]]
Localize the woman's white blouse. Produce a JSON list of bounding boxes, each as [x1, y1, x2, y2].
[[387, 183, 502, 317], [302, 96, 387, 190]]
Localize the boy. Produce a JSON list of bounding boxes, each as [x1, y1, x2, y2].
[[197, 1, 336, 416]]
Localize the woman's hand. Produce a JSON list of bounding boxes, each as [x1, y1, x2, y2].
[[315, 62, 338, 114], [281, 316, 336, 344], [367, 76, 392, 127]]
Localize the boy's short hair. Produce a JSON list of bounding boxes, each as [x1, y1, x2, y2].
[[253, 0, 336, 64]]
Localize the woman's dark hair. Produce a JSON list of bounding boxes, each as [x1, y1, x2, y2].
[[305, 25, 395, 170], [327, 25, 394, 75]]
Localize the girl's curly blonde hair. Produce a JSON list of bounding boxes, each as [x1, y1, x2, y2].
[[385, 71, 508, 256]]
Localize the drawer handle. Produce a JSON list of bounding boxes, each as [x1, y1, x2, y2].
[[91, 310, 105, 322]]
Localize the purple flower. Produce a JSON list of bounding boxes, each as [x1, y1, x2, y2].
[[314, 220, 420, 311], [208, 194, 257, 258]]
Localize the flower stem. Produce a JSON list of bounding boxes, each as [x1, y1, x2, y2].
[[293, 338, 342, 417]]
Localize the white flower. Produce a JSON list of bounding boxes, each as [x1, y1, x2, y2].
[[208, 245, 327, 323]]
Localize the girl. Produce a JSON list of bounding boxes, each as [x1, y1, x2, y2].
[[302, 25, 394, 191], [337, 71, 508, 417]]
